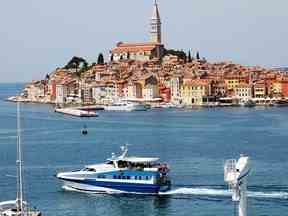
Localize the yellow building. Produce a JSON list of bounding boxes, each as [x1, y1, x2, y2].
[[143, 84, 159, 100], [137, 74, 159, 100], [272, 81, 282, 95], [180, 80, 210, 105], [253, 82, 266, 98], [225, 79, 240, 90], [127, 82, 142, 99]]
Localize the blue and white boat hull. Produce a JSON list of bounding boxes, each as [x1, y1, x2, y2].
[[58, 178, 170, 194], [56, 145, 171, 195]]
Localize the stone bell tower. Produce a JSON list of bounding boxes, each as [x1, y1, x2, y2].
[[150, 0, 162, 44]]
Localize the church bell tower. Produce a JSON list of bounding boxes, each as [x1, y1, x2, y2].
[[150, 0, 162, 44]]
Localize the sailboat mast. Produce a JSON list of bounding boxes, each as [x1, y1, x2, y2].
[[16, 102, 24, 216]]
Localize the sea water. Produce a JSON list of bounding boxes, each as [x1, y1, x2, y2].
[[0, 83, 287, 216]]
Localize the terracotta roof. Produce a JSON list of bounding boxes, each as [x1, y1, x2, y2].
[[112, 42, 161, 53], [184, 79, 210, 86]]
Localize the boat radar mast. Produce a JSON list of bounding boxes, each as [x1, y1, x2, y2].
[[224, 154, 250, 216]]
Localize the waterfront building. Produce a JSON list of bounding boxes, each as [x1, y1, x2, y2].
[[159, 84, 171, 102], [127, 81, 142, 99], [56, 84, 67, 104], [115, 80, 127, 98], [281, 80, 288, 97], [253, 81, 267, 98], [111, 1, 165, 61], [143, 83, 160, 100], [235, 83, 252, 99], [170, 77, 182, 104], [23, 81, 46, 102], [122, 83, 129, 99], [139, 73, 160, 100], [92, 83, 116, 104], [271, 80, 282, 97], [48, 79, 57, 101], [211, 80, 227, 97], [80, 82, 93, 104], [92, 85, 104, 104], [180, 80, 211, 106]]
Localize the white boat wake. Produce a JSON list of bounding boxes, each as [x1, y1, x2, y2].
[[63, 185, 288, 200], [160, 187, 288, 200]]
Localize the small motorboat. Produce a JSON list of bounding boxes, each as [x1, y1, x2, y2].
[[239, 99, 256, 107], [273, 99, 288, 107], [81, 125, 88, 135]]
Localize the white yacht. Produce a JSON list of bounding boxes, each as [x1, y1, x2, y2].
[[57, 145, 171, 194], [104, 102, 148, 111], [0, 103, 41, 216], [239, 99, 256, 107]]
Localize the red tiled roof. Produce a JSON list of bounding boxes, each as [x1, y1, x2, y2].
[[184, 79, 210, 86], [112, 42, 161, 53]]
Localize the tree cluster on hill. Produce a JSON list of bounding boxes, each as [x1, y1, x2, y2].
[[64, 56, 88, 70], [97, 53, 104, 65], [63, 54, 105, 77], [164, 49, 187, 62]]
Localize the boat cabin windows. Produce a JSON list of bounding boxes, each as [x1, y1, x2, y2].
[[110, 175, 151, 180], [106, 161, 114, 165], [82, 167, 96, 172], [133, 176, 151, 180], [115, 160, 155, 170], [117, 160, 129, 168]]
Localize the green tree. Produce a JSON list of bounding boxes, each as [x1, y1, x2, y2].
[[196, 51, 200, 60], [64, 56, 87, 69], [97, 53, 104, 64], [164, 49, 187, 61], [188, 50, 192, 63], [127, 52, 130, 60], [110, 54, 114, 62]]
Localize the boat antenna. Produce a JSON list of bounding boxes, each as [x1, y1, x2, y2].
[[119, 144, 129, 158], [16, 102, 24, 216]]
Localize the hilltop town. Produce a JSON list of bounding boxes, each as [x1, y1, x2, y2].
[[11, 1, 288, 107]]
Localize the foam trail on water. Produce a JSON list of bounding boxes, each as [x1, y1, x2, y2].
[[160, 188, 231, 197], [160, 187, 288, 200], [62, 185, 288, 199], [247, 191, 288, 199]]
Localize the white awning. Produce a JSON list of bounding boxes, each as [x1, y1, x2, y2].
[[121, 157, 159, 163]]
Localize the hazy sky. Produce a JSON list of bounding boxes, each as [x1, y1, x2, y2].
[[0, 0, 287, 82]]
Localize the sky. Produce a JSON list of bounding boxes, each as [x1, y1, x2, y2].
[[0, 0, 287, 83]]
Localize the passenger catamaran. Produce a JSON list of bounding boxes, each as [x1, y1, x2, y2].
[[0, 103, 41, 216], [57, 145, 171, 194]]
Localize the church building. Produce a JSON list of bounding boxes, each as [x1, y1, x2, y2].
[[111, 1, 165, 62]]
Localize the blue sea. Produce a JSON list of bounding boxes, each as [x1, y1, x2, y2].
[[0, 83, 287, 216]]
